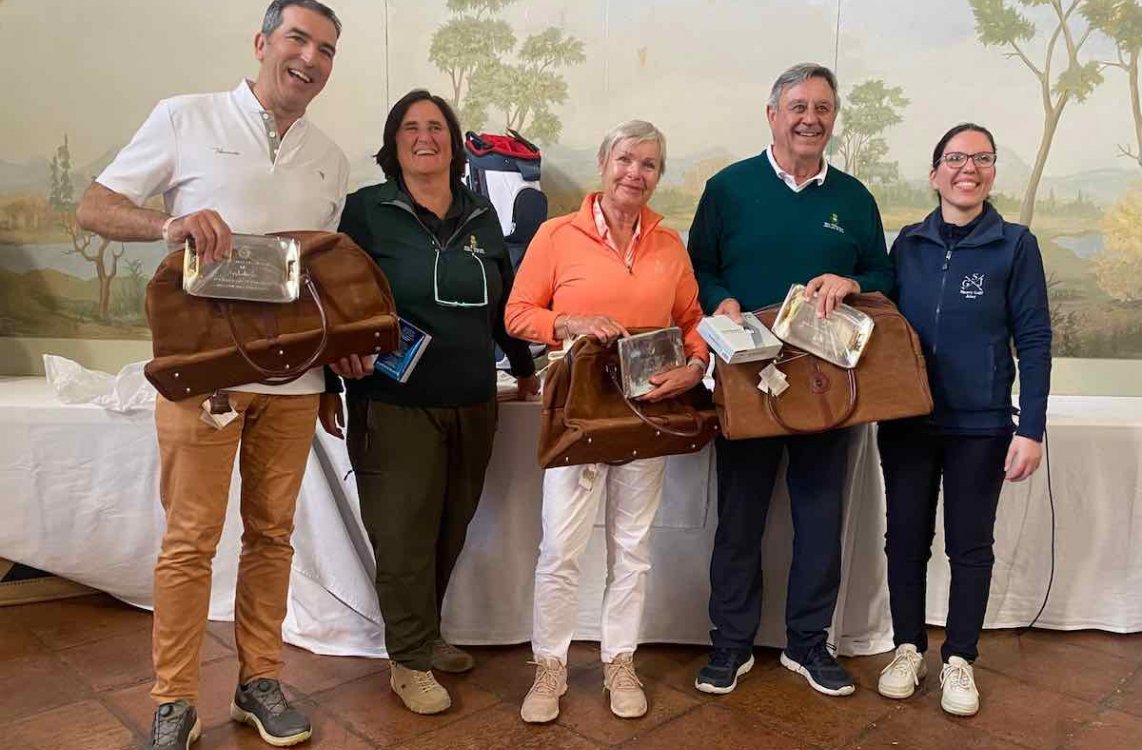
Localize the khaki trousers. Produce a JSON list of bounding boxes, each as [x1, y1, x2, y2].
[[346, 396, 497, 670], [151, 391, 319, 704]]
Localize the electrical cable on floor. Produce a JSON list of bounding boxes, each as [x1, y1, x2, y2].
[[1019, 427, 1055, 634]]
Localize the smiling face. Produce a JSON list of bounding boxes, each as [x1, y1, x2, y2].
[[253, 5, 338, 118], [766, 75, 837, 169], [930, 129, 997, 219], [395, 99, 454, 181], [599, 137, 662, 213]]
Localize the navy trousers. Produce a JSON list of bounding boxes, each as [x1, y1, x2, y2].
[[877, 422, 1010, 663], [708, 428, 852, 661]]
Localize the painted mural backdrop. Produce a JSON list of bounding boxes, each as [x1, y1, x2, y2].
[[1, 0, 1140, 359]]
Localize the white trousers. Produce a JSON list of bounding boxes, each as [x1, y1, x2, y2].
[[531, 457, 667, 664]]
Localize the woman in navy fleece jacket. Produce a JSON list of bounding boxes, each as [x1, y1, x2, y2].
[[875, 123, 1051, 718]]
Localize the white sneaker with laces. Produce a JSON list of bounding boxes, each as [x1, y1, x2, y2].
[[940, 656, 980, 716], [878, 643, 927, 699]]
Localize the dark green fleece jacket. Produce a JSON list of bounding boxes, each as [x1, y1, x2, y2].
[[335, 179, 535, 407]]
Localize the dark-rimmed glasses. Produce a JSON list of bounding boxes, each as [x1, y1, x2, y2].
[[939, 152, 997, 168]]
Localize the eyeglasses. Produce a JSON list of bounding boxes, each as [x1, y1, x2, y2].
[[433, 244, 488, 308], [939, 151, 997, 168]]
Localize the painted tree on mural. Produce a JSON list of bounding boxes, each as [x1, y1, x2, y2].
[[969, 0, 1103, 226], [1084, 0, 1142, 167], [428, 0, 516, 125], [835, 80, 910, 184], [1093, 186, 1142, 302], [49, 135, 122, 320], [429, 0, 584, 143]]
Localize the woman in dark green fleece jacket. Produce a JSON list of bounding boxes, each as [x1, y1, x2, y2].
[[333, 89, 538, 716]]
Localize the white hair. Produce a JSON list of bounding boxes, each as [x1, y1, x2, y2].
[[596, 120, 668, 175]]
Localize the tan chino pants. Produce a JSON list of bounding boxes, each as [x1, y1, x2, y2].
[[151, 391, 319, 704]]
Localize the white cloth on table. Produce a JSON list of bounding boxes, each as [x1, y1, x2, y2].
[[2, 379, 1137, 663]]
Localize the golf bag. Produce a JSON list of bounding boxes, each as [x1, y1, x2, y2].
[[464, 130, 548, 269]]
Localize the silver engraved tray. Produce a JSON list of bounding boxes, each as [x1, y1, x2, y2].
[[617, 327, 685, 398], [182, 233, 301, 303], [771, 283, 874, 369]]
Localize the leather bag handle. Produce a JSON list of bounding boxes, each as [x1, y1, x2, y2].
[[603, 361, 704, 438], [223, 274, 330, 384], [765, 351, 857, 433]]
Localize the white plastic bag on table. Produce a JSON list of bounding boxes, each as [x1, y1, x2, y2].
[[43, 355, 156, 412]]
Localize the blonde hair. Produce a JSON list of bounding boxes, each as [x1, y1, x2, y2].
[[596, 120, 667, 175]]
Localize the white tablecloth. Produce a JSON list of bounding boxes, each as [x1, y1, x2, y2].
[[1, 377, 1137, 664], [927, 396, 1142, 632]]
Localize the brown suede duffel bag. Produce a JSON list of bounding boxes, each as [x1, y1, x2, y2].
[[538, 334, 720, 468], [713, 292, 933, 439], [145, 231, 399, 401]]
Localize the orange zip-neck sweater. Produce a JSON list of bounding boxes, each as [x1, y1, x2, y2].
[[505, 193, 708, 365]]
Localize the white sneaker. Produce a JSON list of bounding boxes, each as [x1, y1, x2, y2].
[[940, 656, 980, 716], [878, 644, 927, 699]]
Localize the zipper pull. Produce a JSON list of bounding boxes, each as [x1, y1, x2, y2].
[[941, 248, 952, 271]]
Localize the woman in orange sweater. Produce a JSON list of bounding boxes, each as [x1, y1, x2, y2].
[[506, 120, 708, 723]]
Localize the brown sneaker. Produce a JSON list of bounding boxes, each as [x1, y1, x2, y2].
[[431, 639, 475, 673], [389, 662, 451, 715], [520, 656, 567, 723], [604, 652, 647, 718]]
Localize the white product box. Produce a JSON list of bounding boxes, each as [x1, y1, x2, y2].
[[698, 312, 783, 365]]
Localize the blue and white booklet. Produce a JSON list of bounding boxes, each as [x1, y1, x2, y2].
[[374, 318, 432, 383]]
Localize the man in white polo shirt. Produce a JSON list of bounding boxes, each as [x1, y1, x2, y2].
[[75, 2, 349, 747]]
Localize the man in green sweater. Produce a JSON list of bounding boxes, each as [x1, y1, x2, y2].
[[689, 63, 893, 698]]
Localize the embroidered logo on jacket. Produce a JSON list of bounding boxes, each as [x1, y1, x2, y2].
[[960, 273, 985, 299], [823, 212, 845, 234]]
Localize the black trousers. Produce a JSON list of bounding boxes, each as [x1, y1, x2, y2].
[[346, 395, 497, 670], [877, 422, 1010, 663], [708, 428, 852, 661]]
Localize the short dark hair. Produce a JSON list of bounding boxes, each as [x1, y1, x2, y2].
[[931, 122, 996, 169], [374, 89, 467, 184], [262, 0, 342, 38]]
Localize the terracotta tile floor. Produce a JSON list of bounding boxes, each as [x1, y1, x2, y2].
[[0, 594, 1138, 749]]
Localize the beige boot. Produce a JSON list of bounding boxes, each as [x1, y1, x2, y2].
[[431, 639, 476, 673], [520, 656, 567, 723], [389, 662, 451, 715], [604, 652, 647, 718]]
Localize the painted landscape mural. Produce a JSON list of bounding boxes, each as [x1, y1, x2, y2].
[[1, 0, 1140, 363]]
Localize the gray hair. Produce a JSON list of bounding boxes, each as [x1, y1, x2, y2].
[[596, 120, 668, 176], [262, 0, 342, 38], [767, 63, 839, 110]]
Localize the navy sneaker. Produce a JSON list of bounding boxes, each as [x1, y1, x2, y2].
[[694, 647, 755, 694], [781, 644, 855, 696], [230, 678, 312, 746], [143, 700, 201, 749]]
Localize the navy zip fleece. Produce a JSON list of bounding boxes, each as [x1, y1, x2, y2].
[[890, 204, 1051, 440]]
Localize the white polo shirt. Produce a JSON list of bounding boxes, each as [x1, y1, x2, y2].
[[766, 144, 828, 193], [98, 80, 350, 394]]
